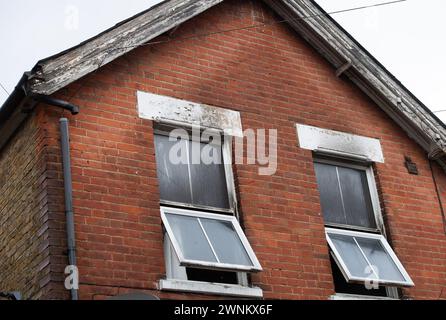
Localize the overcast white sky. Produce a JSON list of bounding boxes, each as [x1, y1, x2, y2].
[[0, 0, 445, 121]]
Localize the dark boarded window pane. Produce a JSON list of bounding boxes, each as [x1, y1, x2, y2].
[[155, 134, 192, 204], [314, 162, 346, 225], [200, 218, 252, 266], [165, 213, 217, 263], [186, 268, 238, 284], [189, 140, 230, 209], [338, 167, 376, 229]]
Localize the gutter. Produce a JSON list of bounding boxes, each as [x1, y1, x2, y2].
[[0, 73, 79, 151], [26, 94, 79, 115]]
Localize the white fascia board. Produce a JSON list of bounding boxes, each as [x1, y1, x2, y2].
[[296, 124, 384, 163], [137, 91, 243, 137]]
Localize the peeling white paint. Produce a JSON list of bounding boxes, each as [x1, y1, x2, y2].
[[159, 279, 263, 298], [296, 124, 384, 163], [137, 91, 243, 137]]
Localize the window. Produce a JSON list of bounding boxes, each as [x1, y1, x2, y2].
[[326, 228, 413, 287], [154, 132, 231, 210], [313, 157, 414, 298], [153, 124, 262, 297], [161, 207, 262, 272], [314, 161, 376, 230]]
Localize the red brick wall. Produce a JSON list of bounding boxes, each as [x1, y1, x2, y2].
[[35, 0, 446, 299]]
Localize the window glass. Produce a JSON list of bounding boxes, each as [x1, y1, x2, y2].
[[326, 229, 413, 286], [162, 210, 261, 271], [314, 163, 345, 225], [200, 218, 252, 266], [356, 237, 405, 282], [189, 140, 230, 209], [314, 162, 376, 229], [155, 133, 230, 209], [155, 135, 192, 204], [338, 167, 376, 228], [165, 213, 217, 262], [330, 233, 372, 279]]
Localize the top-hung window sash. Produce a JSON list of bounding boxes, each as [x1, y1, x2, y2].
[[326, 228, 414, 287], [160, 207, 262, 272]]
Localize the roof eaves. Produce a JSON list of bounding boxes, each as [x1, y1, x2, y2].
[[1, 0, 445, 167], [265, 0, 446, 160], [27, 0, 224, 95], [308, 0, 446, 131], [0, 73, 31, 151]]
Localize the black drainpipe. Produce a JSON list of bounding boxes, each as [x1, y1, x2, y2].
[[59, 118, 79, 300]]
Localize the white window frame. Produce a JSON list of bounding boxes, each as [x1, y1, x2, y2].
[[313, 156, 410, 298], [330, 293, 398, 300], [154, 126, 238, 215], [314, 157, 385, 234], [160, 207, 263, 273], [155, 123, 254, 292], [148, 97, 262, 296], [326, 227, 414, 287]]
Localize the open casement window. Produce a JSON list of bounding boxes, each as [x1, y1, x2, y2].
[[161, 207, 262, 272], [154, 124, 262, 296], [313, 156, 414, 298], [326, 228, 414, 287]]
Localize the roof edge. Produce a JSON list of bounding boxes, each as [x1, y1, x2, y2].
[[1, 0, 445, 166], [27, 0, 224, 95], [264, 0, 446, 159]]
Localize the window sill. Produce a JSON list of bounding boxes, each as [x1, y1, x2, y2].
[[330, 293, 398, 300], [159, 279, 263, 298]]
